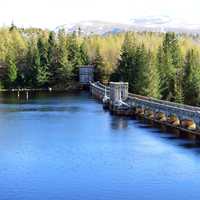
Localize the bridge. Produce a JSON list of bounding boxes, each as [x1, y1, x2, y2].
[[90, 81, 200, 138]]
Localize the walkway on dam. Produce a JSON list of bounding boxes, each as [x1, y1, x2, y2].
[[90, 81, 200, 138]]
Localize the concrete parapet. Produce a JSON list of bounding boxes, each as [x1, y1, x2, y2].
[[90, 81, 200, 135], [109, 82, 128, 104]]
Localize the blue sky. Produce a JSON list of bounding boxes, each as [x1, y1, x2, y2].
[[0, 0, 199, 28]]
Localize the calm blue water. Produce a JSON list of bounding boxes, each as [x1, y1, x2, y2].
[[0, 91, 200, 200]]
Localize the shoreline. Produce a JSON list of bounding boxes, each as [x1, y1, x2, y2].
[[0, 83, 87, 92]]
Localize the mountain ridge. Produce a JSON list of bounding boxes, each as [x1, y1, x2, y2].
[[55, 16, 200, 35]]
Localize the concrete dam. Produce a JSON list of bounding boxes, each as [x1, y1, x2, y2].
[[90, 81, 200, 140]]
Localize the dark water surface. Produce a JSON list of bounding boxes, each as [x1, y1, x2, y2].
[[0, 91, 200, 200]]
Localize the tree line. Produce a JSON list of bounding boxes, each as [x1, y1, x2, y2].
[[0, 26, 90, 89], [1, 25, 200, 106], [111, 32, 200, 106]]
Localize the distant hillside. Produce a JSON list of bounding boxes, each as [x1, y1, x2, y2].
[[130, 16, 200, 34], [55, 21, 134, 35], [55, 16, 200, 35]]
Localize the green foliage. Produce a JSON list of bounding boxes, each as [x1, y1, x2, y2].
[[1, 26, 200, 106], [79, 42, 89, 65], [67, 32, 82, 80], [4, 55, 17, 88], [8, 61, 17, 83], [142, 50, 160, 98], [37, 37, 49, 67], [48, 31, 57, 85], [183, 49, 200, 105], [36, 65, 49, 87], [134, 44, 148, 94], [114, 34, 160, 97], [93, 46, 106, 82], [57, 30, 73, 83], [113, 33, 136, 91], [35, 38, 50, 87], [0, 81, 4, 89], [158, 32, 183, 102]]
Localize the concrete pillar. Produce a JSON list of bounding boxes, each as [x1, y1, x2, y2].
[[110, 82, 121, 104], [110, 82, 129, 104], [121, 82, 129, 100]]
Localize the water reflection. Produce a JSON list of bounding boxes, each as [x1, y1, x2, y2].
[[138, 124, 152, 129], [179, 142, 200, 149], [162, 136, 179, 140], [111, 116, 128, 130], [1, 92, 200, 200], [0, 106, 81, 113], [0, 91, 83, 104]]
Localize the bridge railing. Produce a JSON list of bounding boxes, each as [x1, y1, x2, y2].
[[90, 82, 200, 117], [90, 82, 110, 96], [128, 93, 200, 112], [95, 82, 110, 90], [128, 95, 200, 122], [90, 82, 105, 91]]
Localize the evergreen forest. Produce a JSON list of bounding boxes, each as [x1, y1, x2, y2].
[[1, 24, 200, 106]]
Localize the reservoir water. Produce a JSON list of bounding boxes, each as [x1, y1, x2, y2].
[[0, 91, 200, 200]]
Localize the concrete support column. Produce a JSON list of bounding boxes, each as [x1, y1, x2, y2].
[[110, 82, 121, 104], [110, 82, 129, 104], [121, 82, 129, 101]]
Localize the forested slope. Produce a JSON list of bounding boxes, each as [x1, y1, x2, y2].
[[1, 25, 200, 105]]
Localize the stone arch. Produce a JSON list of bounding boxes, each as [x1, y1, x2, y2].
[[167, 114, 180, 127], [155, 111, 167, 122], [180, 118, 196, 130], [144, 108, 154, 120]]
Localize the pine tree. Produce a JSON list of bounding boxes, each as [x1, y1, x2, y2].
[[24, 44, 35, 87], [93, 46, 105, 82], [36, 64, 49, 87], [160, 46, 175, 100], [67, 32, 81, 80], [134, 44, 159, 97], [32, 47, 41, 87], [158, 32, 183, 102], [37, 37, 49, 67], [79, 42, 89, 65], [5, 56, 17, 88], [34, 37, 50, 87], [144, 50, 160, 98], [115, 33, 136, 91], [56, 29, 73, 84], [47, 31, 57, 85], [134, 44, 148, 94], [174, 69, 184, 103], [183, 49, 200, 105]]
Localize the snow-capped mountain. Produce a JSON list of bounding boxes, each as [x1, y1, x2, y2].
[[56, 16, 200, 35], [130, 16, 200, 33], [56, 20, 134, 35]]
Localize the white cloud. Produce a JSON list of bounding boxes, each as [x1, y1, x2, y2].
[[0, 0, 199, 28]]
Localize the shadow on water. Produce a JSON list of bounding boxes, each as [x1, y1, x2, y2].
[[179, 142, 200, 149], [113, 114, 200, 152], [176, 141, 200, 155], [161, 136, 179, 140], [138, 124, 152, 129]]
